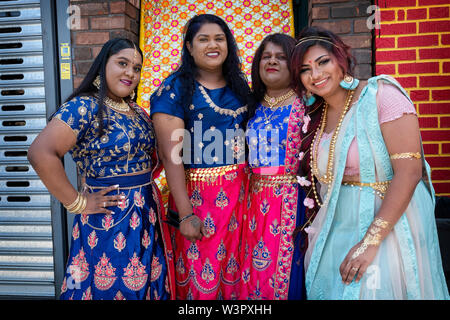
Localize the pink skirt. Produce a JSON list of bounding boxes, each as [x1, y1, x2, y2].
[[240, 166, 299, 300], [172, 163, 248, 300]]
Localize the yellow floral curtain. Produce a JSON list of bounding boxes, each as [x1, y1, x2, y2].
[[137, 0, 295, 111]]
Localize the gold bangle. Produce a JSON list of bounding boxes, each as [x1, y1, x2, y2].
[[65, 193, 81, 211], [79, 195, 87, 214], [74, 195, 87, 214], [389, 152, 421, 160], [64, 192, 87, 214], [71, 195, 84, 214], [70, 196, 83, 213]]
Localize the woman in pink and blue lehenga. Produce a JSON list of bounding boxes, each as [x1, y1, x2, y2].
[[151, 14, 251, 300], [28, 39, 174, 300], [240, 34, 307, 300]]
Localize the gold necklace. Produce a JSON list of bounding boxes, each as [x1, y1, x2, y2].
[[198, 85, 247, 118], [263, 89, 295, 109], [103, 96, 130, 113], [310, 89, 355, 206]]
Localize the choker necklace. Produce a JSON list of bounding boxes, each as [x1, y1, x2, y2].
[[264, 89, 295, 109], [103, 96, 130, 113]]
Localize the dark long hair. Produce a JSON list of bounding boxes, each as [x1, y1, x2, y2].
[[249, 33, 296, 120], [290, 27, 356, 246], [55, 38, 142, 137], [175, 14, 251, 110]]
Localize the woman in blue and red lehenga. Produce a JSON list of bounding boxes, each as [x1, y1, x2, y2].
[[28, 38, 175, 300], [150, 14, 251, 300]]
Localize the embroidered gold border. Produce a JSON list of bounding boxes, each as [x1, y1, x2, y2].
[[198, 85, 247, 119]]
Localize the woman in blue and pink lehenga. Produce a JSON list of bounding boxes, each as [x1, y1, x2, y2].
[[240, 33, 307, 300], [28, 38, 175, 300]]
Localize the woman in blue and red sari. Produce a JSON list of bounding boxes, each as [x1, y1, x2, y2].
[[151, 14, 251, 300], [240, 34, 307, 300], [28, 38, 175, 300]]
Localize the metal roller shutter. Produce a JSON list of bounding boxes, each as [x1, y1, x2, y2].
[[0, 0, 56, 299]]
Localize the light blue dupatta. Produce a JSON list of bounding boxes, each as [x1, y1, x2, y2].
[[305, 75, 448, 300]]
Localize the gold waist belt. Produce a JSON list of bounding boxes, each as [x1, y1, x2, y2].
[[185, 164, 240, 184], [250, 173, 297, 193], [341, 180, 391, 199]]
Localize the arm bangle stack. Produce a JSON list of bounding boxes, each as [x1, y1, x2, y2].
[[64, 192, 87, 214], [179, 213, 195, 225]]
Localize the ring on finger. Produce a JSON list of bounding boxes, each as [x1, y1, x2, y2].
[[351, 267, 359, 272], [103, 202, 106, 207]]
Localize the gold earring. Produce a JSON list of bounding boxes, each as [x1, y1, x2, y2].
[[93, 75, 101, 89], [340, 74, 359, 90], [130, 90, 136, 100], [344, 74, 353, 84]]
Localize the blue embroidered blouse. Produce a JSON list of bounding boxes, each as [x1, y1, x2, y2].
[[246, 103, 292, 168], [149, 74, 247, 169], [53, 95, 155, 178]]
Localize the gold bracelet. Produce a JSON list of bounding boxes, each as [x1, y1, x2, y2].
[[373, 217, 389, 229], [73, 195, 87, 214], [389, 152, 421, 160], [69, 196, 84, 213], [64, 192, 87, 214], [79, 195, 88, 214], [351, 217, 390, 260], [65, 193, 82, 211]]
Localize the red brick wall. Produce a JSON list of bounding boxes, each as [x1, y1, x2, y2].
[[376, 0, 450, 196], [69, 0, 140, 88]]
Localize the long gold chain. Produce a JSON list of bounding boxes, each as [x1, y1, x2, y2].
[[310, 89, 355, 206], [263, 89, 295, 109]]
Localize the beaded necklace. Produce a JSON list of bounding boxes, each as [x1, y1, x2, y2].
[[310, 89, 355, 206]]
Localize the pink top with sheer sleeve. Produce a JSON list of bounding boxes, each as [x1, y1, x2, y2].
[[319, 81, 417, 177]]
